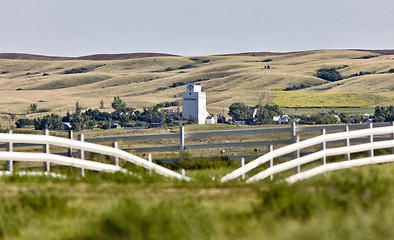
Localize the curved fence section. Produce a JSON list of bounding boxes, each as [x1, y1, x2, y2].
[[285, 154, 394, 183], [221, 124, 394, 183], [0, 151, 124, 172], [0, 133, 189, 181]]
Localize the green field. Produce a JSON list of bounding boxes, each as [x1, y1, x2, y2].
[[0, 162, 392, 240], [272, 91, 394, 108], [1, 50, 394, 116]]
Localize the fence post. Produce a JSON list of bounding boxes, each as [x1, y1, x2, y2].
[[392, 122, 394, 155], [6, 129, 13, 172], [179, 126, 184, 163], [267, 144, 273, 180], [43, 129, 50, 172], [68, 130, 73, 157], [78, 133, 85, 177], [113, 141, 119, 166], [321, 128, 326, 165], [238, 157, 245, 180], [178, 169, 185, 176], [345, 125, 351, 161], [291, 121, 297, 159], [369, 122, 374, 157], [148, 153, 152, 174], [295, 136, 300, 173]]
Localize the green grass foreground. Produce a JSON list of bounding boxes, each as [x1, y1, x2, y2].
[[0, 163, 393, 240]]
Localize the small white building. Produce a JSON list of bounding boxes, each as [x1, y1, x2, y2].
[[182, 83, 210, 124], [273, 115, 290, 124], [205, 115, 216, 124]]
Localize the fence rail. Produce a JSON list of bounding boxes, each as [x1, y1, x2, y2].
[[82, 122, 392, 158], [0, 131, 189, 181], [221, 122, 394, 183], [1, 123, 391, 161]]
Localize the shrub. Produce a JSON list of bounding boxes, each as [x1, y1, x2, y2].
[[352, 55, 378, 59], [315, 68, 342, 82], [170, 82, 186, 88], [15, 119, 34, 128], [178, 64, 196, 70], [261, 59, 272, 62], [64, 68, 88, 74]]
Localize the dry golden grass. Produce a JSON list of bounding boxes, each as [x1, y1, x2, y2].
[[1, 50, 394, 115]]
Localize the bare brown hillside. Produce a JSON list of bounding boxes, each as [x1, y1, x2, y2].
[[2, 49, 393, 61], [0, 49, 394, 115], [0, 53, 178, 61]]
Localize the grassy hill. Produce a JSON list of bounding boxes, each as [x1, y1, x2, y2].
[[1, 50, 394, 115]]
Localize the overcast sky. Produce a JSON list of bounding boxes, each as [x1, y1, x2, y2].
[[1, 0, 394, 57]]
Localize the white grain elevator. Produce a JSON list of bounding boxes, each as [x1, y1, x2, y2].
[[182, 83, 210, 124]]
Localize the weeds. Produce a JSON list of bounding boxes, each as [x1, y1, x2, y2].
[[73, 199, 212, 240], [0, 162, 391, 239]]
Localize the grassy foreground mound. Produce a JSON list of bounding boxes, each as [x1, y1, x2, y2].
[[0, 162, 392, 240]]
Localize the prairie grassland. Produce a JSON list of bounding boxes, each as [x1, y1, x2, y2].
[[1, 50, 394, 115], [0, 162, 392, 240]]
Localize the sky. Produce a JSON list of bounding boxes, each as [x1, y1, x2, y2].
[[1, 0, 394, 57]]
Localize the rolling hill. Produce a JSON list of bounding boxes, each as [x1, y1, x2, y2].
[[0, 49, 394, 115]]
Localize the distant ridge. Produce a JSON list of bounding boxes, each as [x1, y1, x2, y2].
[[218, 49, 394, 57], [1, 49, 394, 61], [351, 49, 394, 55], [0, 52, 178, 61], [216, 51, 288, 57]]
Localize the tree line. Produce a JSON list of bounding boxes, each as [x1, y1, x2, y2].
[[14, 98, 394, 131], [228, 102, 394, 125], [16, 97, 183, 131]]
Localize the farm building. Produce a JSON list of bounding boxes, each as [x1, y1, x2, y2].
[[182, 83, 211, 124]]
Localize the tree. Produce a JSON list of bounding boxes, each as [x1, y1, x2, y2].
[[34, 114, 63, 130], [111, 96, 127, 113], [374, 105, 394, 122], [315, 68, 342, 82], [228, 102, 250, 121], [99, 100, 105, 109], [75, 101, 82, 115], [254, 104, 283, 124], [15, 118, 34, 128], [28, 103, 38, 113]]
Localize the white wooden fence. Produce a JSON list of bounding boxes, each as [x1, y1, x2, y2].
[[221, 122, 394, 183], [0, 130, 190, 181], [84, 122, 391, 161]]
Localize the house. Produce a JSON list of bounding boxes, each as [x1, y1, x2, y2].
[[205, 114, 217, 124], [273, 115, 290, 124], [165, 107, 180, 117]]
